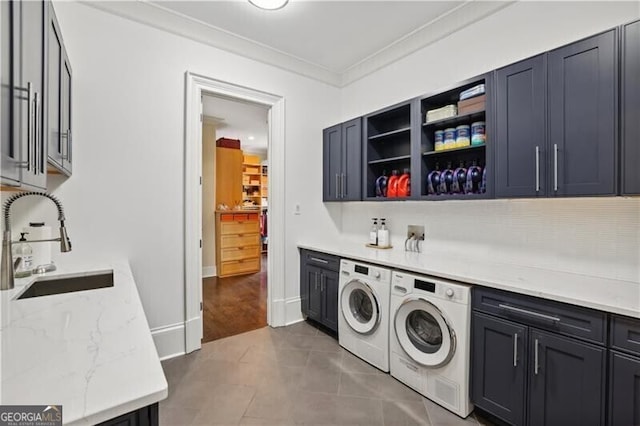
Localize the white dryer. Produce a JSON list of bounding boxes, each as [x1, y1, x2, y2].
[[389, 270, 473, 418], [338, 259, 392, 372]]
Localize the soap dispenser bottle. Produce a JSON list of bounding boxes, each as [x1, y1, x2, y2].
[[369, 218, 379, 246], [378, 219, 390, 248], [12, 232, 33, 278]]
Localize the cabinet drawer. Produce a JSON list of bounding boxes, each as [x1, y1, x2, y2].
[[221, 246, 260, 262], [473, 287, 606, 345], [220, 233, 260, 249], [301, 249, 340, 272], [220, 258, 260, 276], [611, 315, 640, 356], [220, 221, 259, 235]]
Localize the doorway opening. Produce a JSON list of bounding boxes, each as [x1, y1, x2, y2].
[[201, 94, 269, 343], [184, 72, 285, 354]]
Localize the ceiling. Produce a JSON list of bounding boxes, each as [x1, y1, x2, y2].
[[202, 94, 269, 156], [88, 1, 513, 87], [153, 1, 463, 73]]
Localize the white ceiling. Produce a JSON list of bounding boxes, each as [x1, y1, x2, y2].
[[88, 1, 512, 86], [202, 94, 269, 155], [153, 1, 463, 73]]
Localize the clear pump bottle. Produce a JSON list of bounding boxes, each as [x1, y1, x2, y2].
[[12, 232, 33, 278], [369, 218, 379, 246], [378, 219, 390, 248]]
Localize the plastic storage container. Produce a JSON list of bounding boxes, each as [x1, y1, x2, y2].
[[456, 125, 470, 148], [434, 130, 445, 151], [471, 121, 486, 145], [443, 128, 456, 150]]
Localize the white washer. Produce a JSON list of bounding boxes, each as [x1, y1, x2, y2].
[[389, 270, 473, 418], [338, 259, 392, 372]]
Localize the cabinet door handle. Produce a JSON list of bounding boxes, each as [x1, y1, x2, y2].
[[513, 333, 518, 367], [534, 338, 540, 375], [335, 174, 339, 197], [341, 173, 345, 198], [498, 304, 560, 322], [535, 146, 540, 192], [63, 129, 71, 161], [321, 274, 325, 292], [314, 273, 318, 291], [310, 257, 329, 264], [553, 143, 558, 192], [35, 92, 41, 174], [26, 82, 34, 171]]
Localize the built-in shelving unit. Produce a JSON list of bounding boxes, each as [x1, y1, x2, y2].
[[420, 75, 492, 199], [364, 102, 413, 200], [242, 154, 263, 208]]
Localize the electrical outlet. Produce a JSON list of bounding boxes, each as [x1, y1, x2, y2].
[[293, 203, 301, 215]]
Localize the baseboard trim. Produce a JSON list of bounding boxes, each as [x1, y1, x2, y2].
[[151, 322, 186, 360], [284, 297, 303, 326], [202, 265, 216, 278]]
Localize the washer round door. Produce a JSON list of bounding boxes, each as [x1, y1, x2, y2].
[[394, 298, 456, 368], [340, 279, 381, 335]]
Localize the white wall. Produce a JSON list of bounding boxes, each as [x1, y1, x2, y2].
[[6, 1, 342, 358], [338, 1, 640, 283]]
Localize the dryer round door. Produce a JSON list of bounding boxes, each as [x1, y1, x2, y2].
[[340, 279, 381, 335], [394, 298, 456, 368]]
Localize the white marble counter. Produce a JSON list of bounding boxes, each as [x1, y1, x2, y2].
[[0, 259, 168, 425], [298, 240, 640, 318]]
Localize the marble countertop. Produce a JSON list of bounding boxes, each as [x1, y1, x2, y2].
[[0, 259, 168, 425], [298, 240, 640, 318]]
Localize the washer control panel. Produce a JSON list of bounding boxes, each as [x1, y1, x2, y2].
[[341, 260, 391, 283]]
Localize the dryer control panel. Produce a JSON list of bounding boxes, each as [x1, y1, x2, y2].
[[391, 271, 470, 304]]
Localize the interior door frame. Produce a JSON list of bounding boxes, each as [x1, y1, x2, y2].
[[184, 71, 285, 353]]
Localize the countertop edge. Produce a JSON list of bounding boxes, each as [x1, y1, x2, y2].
[[68, 388, 168, 426], [297, 243, 640, 319]]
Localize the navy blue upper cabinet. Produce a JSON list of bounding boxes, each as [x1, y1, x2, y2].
[[495, 55, 546, 198], [622, 20, 640, 195], [322, 118, 362, 201], [1, 0, 48, 190], [548, 29, 618, 196], [48, 3, 73, 176]]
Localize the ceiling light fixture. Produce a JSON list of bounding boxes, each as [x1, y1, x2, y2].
[[248, 0, 289, 11], [248, 136, 255, 140]]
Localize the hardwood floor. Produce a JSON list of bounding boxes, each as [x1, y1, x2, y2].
[[202, 254, 267, 343]]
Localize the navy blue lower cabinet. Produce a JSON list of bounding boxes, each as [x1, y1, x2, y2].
[[471, 312, 527, 426], [528, 330, 605, 426], [320, 269, 339, 332], [97, 403, 159, 426], [471, 287, 607, 426], [306, 265, 323, 323], [299, 249, 339, 334], [609, 350, 640, 426]]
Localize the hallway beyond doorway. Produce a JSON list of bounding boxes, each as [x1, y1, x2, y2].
[[202, 254, 268, 343]]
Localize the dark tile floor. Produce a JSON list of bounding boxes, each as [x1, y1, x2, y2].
[[202, 255, 268, 343], [161, 322, 494, 425]]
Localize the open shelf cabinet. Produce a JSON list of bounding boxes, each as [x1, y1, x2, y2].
[[363, 101, 416, 200], [419, 74, 493, 200]]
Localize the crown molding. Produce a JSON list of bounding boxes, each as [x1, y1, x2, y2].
[[82, 1, 513, 88], [340, 1, 515, 86], [83, 0, 341, 86]]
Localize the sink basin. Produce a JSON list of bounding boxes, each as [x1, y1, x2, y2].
[[17, 271, 114, 299]]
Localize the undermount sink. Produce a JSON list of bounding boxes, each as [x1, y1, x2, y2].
[[17, 271, 114, 300]]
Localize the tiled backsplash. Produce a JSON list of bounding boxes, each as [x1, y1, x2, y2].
[[341, 197, 640, 283]]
